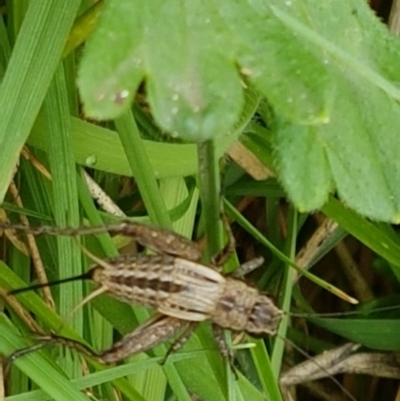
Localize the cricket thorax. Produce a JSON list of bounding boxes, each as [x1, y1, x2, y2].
[[210, 278, 282, 334], [245, 295, 282, 335], [91, 254, 225, 321]]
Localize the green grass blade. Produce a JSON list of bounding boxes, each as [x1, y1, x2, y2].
[[114, 111, 171, 228], [0, 314, 92, 401], [224, 200, 357, 303], [322, 197, 400, 278], [0, 0, 81, 202]]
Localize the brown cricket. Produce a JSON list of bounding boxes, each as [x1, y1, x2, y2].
[[2, 220, 282, 364]]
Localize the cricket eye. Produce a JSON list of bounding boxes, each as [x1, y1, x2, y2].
[[246, 297, 282, 336]]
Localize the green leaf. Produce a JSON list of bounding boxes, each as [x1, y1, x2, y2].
[[273, 120, 334, 210], [308, 316, 400, 351], [77, 0, 333, 141], [78, 0, 244, 142], [217, 0, 333, 124], [322, 79, 400, 222], [144, 0, 244, 142], [77, 0, 145, 119], [269, 0, 400, 100], [269, 0, 400, 222]]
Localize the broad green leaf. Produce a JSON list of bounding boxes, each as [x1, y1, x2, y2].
[[269, 0, 400, 95], [217, 0, 333, 124], [78, 0, 244, 142], [144, 0, 243, 142], [273, 74, 400, 222], [78, 0, 331, 141], [268, 0, 400, 222], [273, 120, 333, 210], [322, 78, 400, 222], [77, 0, 145, 119]]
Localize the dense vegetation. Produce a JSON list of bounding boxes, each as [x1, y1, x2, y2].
[[1, 1, 400, 401]]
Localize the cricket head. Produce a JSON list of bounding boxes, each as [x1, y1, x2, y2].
[[245, 294, 282, 336]]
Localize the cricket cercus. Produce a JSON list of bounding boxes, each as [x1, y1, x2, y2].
[[5, 220, 282, 365]]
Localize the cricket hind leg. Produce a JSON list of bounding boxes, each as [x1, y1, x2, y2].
[[4, 341, 50, 377], [0, 220, 202, 261], [99, 315, 188, 363], [211, 324, 238, 379], [4, 332, 101, 376], [5, 315, 188, 370], [161, 322, 198, 365]]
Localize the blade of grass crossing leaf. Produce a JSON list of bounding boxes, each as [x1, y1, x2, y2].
[[0, 0, 81, 202], [224, 199, 358, 304], [271, 206, 297, 374], [63, 1, 105, 58], [198, 140, 224, 261], [114, 111, 172, 229], [29, 116, 200, 179], [28, 88, 259, 181]]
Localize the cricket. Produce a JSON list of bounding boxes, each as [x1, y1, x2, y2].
[[1, 220, 282, 365]]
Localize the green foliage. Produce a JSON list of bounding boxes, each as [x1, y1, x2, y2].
[[77, 0, 400, 222], [1, 1, 400, 401]]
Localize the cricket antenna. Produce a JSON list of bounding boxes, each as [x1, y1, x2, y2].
[[7, 269, 95, 296], [288, 304, 400, 318]]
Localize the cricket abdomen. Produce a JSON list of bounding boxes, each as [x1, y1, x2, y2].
[[91, 254, 225, 321]]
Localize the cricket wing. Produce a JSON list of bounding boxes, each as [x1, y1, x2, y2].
[[157, 258, 225, 321], [91, 255, 224, 321]]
